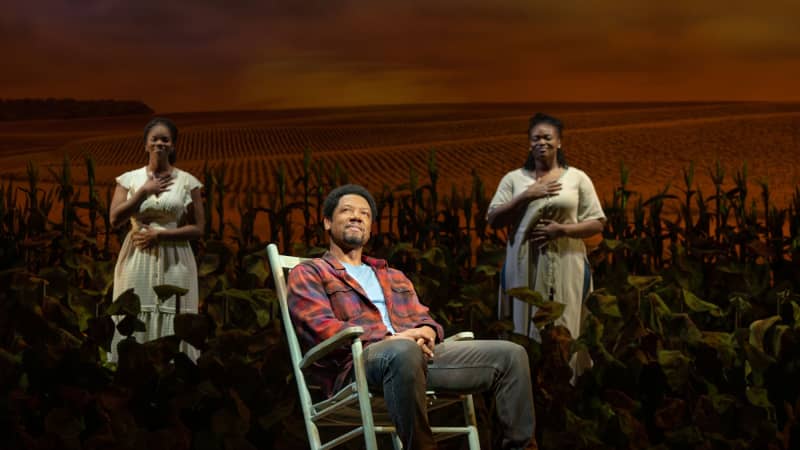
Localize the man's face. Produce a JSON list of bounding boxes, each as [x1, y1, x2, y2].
[[324, 194, 372, 249]]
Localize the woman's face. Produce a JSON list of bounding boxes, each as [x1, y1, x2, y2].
[[145, 123, 174, 161], [529, 123, 561, 163]]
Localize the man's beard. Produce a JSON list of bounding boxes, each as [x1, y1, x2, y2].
[[343, 232, 365, 247]]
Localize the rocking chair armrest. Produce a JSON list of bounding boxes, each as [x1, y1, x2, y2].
[[444, 331, 474, 343], [300, 326, 365, 369]]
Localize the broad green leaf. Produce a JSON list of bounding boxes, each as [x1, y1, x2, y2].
[[771, 324, 790, 359], [745, 387, 773, 409], [683, 289, 723, 317], [458, 283, 485, 299], [116, 315, 146, 337], [174, 313, 210, 350], [43, 296, 79, 330], [106, 288, 140, 316], [533, 301, 566, 328], [749, 315, 780, 353], [658, 350, 691, 391], [143, 335, 181, 361], [86, 316, 115, 351], [603, 239, 623, 250], [421, 247, 447, 269], [564, 410, 603, 447], [153, 284, 189, 301], [647, 292, 672, 317], [506, 287, 546, 307], [743, 341, 775, 372], [38, 267, 70, 298], [466, 299, 492, 317], [586, 290, 622, 318], [249, 289, 276, 328], [66, 293, 94, 331], [792, 302, 800, 329], [664, 314, 703, 346], [244, 254, 269, 284], [627, 275, 662, 290], [706, 393, 737, 415], [642, 292, 671, 333], [199, 253, 221, 277], [701, 331, 737, 367], [473, 264, 498, 276], [728, 295, 752, 315], [75, 253, 96, 278], [580, 315, 604, 347]]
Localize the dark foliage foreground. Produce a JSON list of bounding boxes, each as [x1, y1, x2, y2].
[[1, 153, 799, 449]]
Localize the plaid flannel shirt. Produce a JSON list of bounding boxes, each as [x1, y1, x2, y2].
[[287, 251, 444, 397]]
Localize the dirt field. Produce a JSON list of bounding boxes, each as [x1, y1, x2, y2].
[[1, 102, 799, 211]]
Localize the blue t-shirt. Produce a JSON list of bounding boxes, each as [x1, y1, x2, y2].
[[342, 262, 396, 334]]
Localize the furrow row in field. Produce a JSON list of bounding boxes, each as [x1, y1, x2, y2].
[[50, 103, 800, 170], [4, 109, 798, 209], [208, 113, 800, 206]]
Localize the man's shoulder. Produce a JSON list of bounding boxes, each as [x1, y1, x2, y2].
[[292, 257, 329, 275], [373, 262, 414, 285]]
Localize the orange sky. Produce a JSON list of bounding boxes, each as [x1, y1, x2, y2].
[[3, 0, 800, 112]]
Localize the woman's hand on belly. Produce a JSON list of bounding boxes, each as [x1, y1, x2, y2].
[[131, 226, 160, 249], [528, 219, 565, 246]]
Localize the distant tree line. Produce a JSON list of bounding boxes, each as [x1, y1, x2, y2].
[[0, 98, 153, 120]]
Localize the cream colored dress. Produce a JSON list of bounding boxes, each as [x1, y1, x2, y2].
[[110, 167, 202, 362], [489, 167, 605, 342]]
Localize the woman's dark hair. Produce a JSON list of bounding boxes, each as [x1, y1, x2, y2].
[[524, 112, 568, 170], [323, 184, 378, 220], [144, 117, 179, 164]]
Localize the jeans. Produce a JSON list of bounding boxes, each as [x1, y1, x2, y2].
[[363, 339, 535, 450]]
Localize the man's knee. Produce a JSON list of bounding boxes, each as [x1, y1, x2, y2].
[[381, 339, 427, 370], [498, 341, 530, 370]]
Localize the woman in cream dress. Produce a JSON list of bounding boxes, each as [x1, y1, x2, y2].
[[488, 113, 605, 350], [109, 117, 204, 362]]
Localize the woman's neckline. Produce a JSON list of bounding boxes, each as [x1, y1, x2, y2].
[[146, 166, 176, 179], [525, 166, 567, 180]]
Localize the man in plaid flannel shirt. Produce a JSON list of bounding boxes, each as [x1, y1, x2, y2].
[[288, 184, 535, 450]]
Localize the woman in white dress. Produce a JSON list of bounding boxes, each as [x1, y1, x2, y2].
[[488, 113, 605, 353], [109, 117, 205, 362]]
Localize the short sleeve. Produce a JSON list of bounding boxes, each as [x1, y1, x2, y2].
[[577, 170, 606, 223], [487, 171, 517, 217], [182, 171, 203, 207], [115, 170, 135, 190]]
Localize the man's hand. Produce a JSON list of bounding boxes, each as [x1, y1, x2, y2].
[[389, 327, 436, 359]]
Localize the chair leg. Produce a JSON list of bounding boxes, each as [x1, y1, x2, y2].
[[462, 394, 478, 428], [351, 340, 379, 450], [463, 395, 480, 450], [391, 432, 403, 450], [467, 427, 481, 450]]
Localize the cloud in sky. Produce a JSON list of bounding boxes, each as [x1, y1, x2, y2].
[[2, 0, 799, 111]]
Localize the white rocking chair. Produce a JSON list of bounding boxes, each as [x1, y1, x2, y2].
[[267, 243, 481, 450]]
